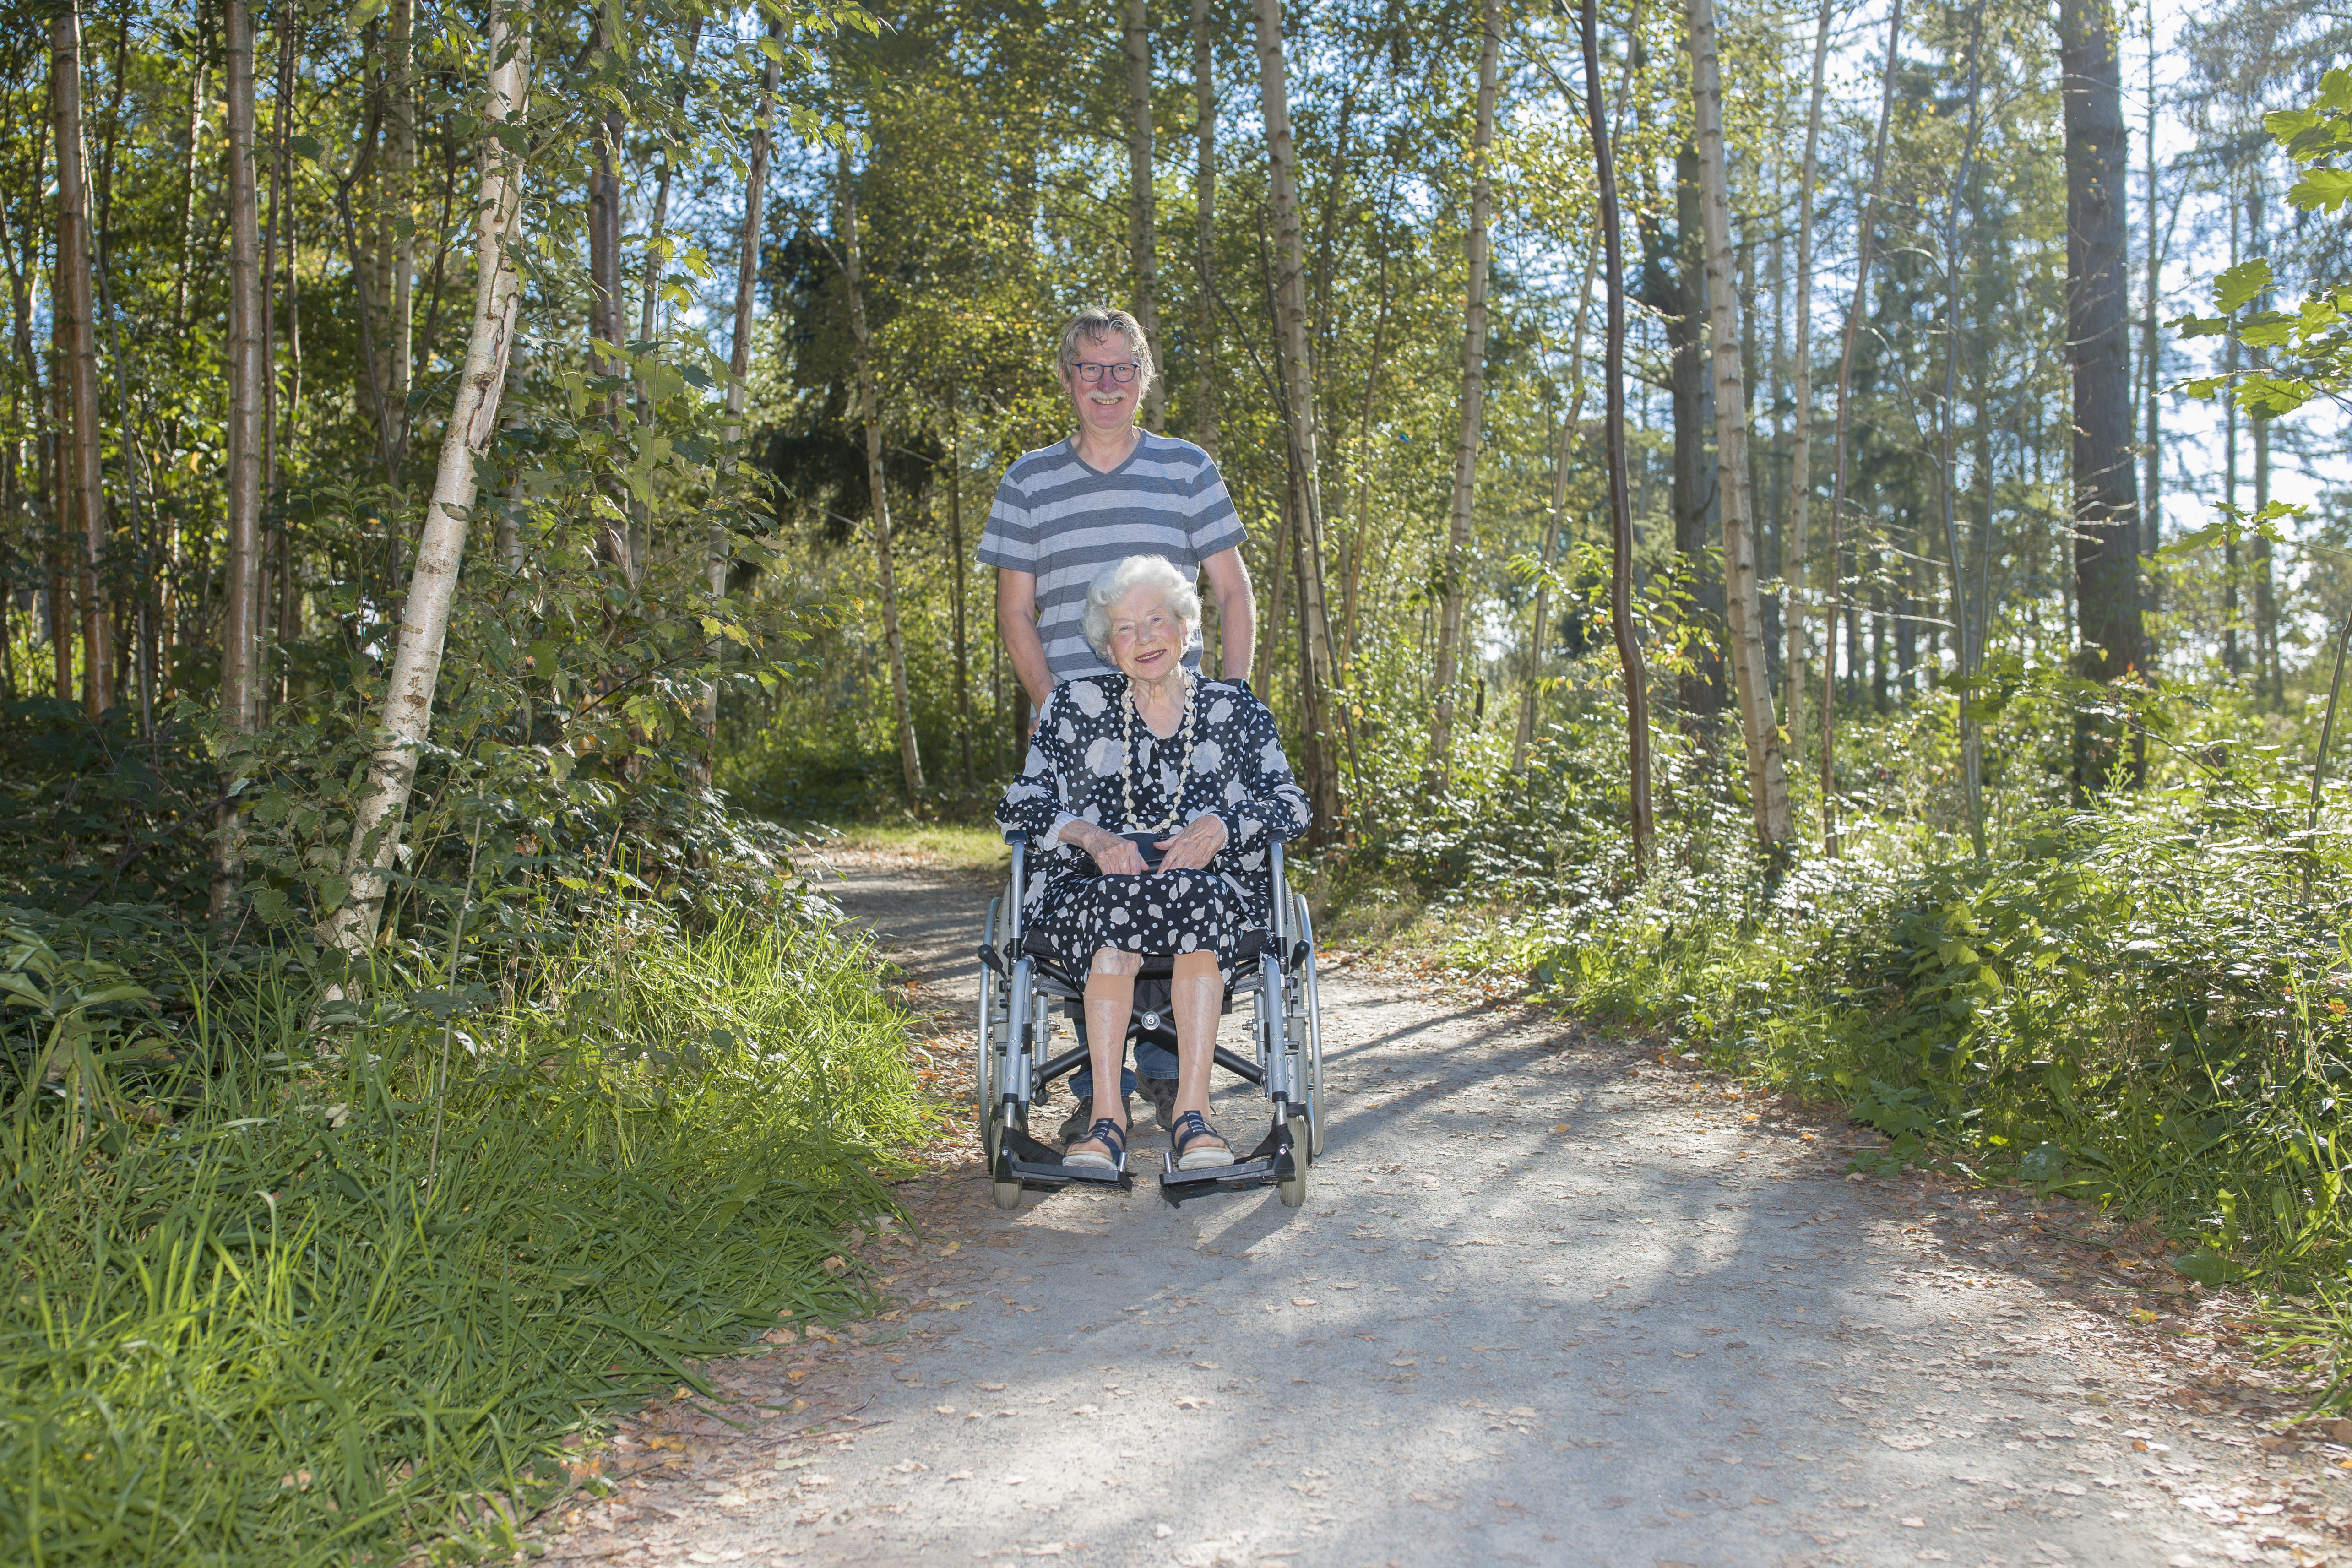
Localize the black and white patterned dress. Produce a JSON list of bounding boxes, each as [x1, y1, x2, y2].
[[996, 674, 1311, 981]]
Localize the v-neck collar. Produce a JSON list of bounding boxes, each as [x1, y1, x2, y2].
[[1069, 429, 1146, 477]]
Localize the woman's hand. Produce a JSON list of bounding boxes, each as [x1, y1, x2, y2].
[[1068, 822, 1148, 876], [1155, 814, 1228, 872]]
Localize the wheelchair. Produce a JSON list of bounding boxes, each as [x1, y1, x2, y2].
[[973, 829, 1324, 1209]]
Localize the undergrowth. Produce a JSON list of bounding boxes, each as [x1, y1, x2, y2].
[[0, 910, 931, 1566]]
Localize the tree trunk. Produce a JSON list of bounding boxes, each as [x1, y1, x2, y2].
[[385, 0, 414, 465], [1687, 0, 1792, 849], [707, 19, 779, 790], [588, 8, 633, 584], [174, 54, 206, 326], [1818, 0, 1903, 857], [1191, 0, 1217, 456], [217, 0, 265, 911], [2140, 15, 2160, 564], [949, 398, 972, 787], [2056, 0, 2144, 790], [53, 7, 110, 719], [1254, 0, 1343, 835], [1936, 0, 1988, 858], [1428, 0, 1500, 781], [1784, 0, 1831, 762], [1514, 233, 1599, 775], [1585, 0, 1654, 877], [1124, 0, 1163, 433], [323, 10, 530, 956], [838, 136, 924, 807]]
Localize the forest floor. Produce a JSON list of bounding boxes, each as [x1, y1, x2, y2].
[[519, 836, 2352, 1568]]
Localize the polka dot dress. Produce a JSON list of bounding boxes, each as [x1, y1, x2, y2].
[[996, 674, 1311, 982]]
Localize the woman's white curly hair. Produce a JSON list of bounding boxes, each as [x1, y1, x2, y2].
[[1081, 554, 1202, 660]]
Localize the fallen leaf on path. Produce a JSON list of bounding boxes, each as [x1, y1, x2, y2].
[[1173, 1395, 1212, 1410], [1877, 1434, 1934, 1451]]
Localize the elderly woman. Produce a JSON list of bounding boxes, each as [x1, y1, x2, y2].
[[997, 553, 1310, 1172]]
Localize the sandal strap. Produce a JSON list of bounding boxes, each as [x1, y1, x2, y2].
[[1170, 1110, 1226, 1157], [1083, 1118, 1127, 1160]]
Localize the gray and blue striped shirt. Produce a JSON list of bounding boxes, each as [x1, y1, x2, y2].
[[977, 433, 1246, 683]]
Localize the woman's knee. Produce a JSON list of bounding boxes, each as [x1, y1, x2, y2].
[[1090, 948, 1143, 979]]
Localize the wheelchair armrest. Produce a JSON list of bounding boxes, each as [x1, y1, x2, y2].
[[1003, 830, 1029, 846]]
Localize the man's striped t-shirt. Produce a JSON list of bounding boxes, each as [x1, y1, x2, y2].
[[978, 433, 1246, 683]]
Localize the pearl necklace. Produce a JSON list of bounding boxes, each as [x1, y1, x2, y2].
[[1120, 673, 1196, 834]]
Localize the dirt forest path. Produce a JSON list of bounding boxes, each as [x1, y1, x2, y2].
[[534, 845, 2352, 1568]]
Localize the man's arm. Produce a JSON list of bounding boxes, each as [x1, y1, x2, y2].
[[1201, 547, 1255, 682], [997, 567, 1056, 709]]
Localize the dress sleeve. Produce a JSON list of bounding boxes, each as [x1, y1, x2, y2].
[[995, 687, 1092, 849], [1196, 687, 1310, 849]]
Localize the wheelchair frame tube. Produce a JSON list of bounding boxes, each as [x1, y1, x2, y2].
[[1003, 832, 1035, 1108]]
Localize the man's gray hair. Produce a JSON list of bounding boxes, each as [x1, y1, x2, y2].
[[1081, 554, 1202, 659], [1056, 306, 1158, 396]]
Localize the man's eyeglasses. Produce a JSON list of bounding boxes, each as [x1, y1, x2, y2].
[[1069, 361, 1142, 387]]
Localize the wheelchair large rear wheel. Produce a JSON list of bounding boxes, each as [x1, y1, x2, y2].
[[977, 896, 1002, 1163], [1289, 889, 1326, 1160]]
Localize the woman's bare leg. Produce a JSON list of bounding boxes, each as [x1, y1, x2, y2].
[[1069, 949, 1140, 1159], [1169, 950, 1228, 1154]]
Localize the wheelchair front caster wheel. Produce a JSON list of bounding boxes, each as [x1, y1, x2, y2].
[[1306, 1108, 1325, 1161], [1276, 1154, 1308, 1209], [992, 1175, 1024, 1210]]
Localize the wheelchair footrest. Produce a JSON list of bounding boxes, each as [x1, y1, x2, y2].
[[1000, 1123, 1131, 1191], [1158, 1116, 1298, 1192]]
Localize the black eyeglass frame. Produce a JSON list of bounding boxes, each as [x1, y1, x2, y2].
[[1066, 360, 1143, 386]]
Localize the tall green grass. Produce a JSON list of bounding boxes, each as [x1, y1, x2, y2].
[[0, 912, 930, 1566]]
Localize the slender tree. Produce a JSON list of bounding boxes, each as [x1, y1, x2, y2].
[[212, 0, 265, 914], [1192, 0, 1217, 457], [1819, 0, 1903, 857], [1254, 0, 1343, 833], [837, 133, 923, 806], [1124, 0, 1163, 433], [1937, 0, 1989, 859], [326, 7, 532, 957], [1429, 0, 1501, 781], [1688, 0, 1791, 849], [2056, 0, 2145, 789], [53, 5, 109, 719], [707, 17, 781, 789], [1585, 0, 1652, 876], [1784, 0, 1833, 758]]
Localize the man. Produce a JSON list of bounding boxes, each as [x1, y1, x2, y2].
[[978, 306, 1257, 1145]]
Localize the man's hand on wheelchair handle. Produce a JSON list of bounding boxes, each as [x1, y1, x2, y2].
[[1155, 814, 1227, 872]]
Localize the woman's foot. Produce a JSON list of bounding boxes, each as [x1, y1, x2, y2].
[[1064, 1117, 1129, 1171], [1169, 1109, 1233, 1170]]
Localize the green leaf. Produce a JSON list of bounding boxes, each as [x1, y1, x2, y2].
[[2214, 259, 2274, 313], [2170, 1247, 2243, 1287], [2289, 168, 2352, 214]]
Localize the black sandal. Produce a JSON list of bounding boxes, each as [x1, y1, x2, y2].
[[1064, 1117, 1127, 1171], [1170, 1110, 1235, 1170]]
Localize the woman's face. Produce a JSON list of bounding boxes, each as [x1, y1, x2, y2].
[[1107, 588, 1185, 685]]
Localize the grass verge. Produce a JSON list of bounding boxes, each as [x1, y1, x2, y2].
[[0, 911, 932, 1566]]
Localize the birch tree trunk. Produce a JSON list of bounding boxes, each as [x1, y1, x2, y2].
[[1819, 0, 1903, 858], [1512, 239, 1598, 776], [1427, 0, 1500, 782], [386, 0, 414, 465], [1937, 0, 1989, 857], [838, 136, 924, 807], [1124, 0, 1163, 433], [1783, 0, 1831, 759], [587, 8, 634, 585], [210, 0, 265, 915], [323, 11, 530, 957], [705, 20, 779, 790], [1687, 0, 1791, 849], [1584, 0, 1652, 876], [1253, 0, 1342, 835], [1192, 0, 1217, 456], [53, 6, 110, 719]]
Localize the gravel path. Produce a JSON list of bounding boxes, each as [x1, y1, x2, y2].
[[532, 848, 2352, 1568]]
